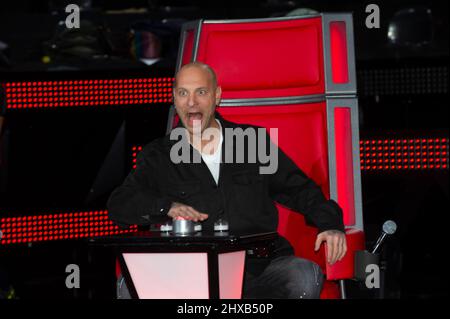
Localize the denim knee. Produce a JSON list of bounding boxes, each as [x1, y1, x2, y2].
[[279, 256, 324, 299], [298, 259, 323, 299]]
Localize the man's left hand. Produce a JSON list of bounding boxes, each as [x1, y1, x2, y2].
[[314, 230, 347, 265]]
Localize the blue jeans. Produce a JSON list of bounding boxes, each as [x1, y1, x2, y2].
[[117, 255, 323, 299], [243, 255, 324, 299]]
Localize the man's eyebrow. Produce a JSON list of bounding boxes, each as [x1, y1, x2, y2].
[[174, 86, 210, 91]]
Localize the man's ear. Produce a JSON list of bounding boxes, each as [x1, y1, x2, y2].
[[215, 86, 222, 105]]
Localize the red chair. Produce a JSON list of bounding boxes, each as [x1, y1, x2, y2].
[[169, 14, 365, 299]]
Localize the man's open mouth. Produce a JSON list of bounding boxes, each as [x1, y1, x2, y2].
[[187, 112, 203, 126]]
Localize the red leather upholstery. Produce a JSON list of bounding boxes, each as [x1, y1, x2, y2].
[[196, 18, 325, 99], [217, 104, 330, 197], [326, 228, 365, 280], [217, 103, 330, 266]]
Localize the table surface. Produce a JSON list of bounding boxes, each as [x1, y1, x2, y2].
[[88, 229, 278, 247]]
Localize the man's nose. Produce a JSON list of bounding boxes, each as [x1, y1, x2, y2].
[[187, 93, 197, 107]]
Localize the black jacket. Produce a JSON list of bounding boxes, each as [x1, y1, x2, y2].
[[107, 112, 344, 255]]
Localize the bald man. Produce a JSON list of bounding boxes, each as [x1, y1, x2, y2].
[[108, 62, 347, 299]]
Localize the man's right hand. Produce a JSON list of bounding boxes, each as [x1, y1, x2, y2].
[[167, 202, 209, 222]]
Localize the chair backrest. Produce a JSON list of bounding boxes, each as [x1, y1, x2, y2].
[[169, 14, 363, 271]]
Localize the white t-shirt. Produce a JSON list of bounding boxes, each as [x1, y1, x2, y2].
[[201, 119, 223, 185]]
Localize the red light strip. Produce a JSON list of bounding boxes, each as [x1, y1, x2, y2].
[[334, 107, 355, 225], [132, 138, 448, 171], [132, 146, 144, 169], [2, 78, 174, 109], [360, 138, 449, 170], [0, 210, 138, 245], [329, 21, 349, 84]]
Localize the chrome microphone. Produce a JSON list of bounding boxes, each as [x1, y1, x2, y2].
[[372, 220, 397, 254]]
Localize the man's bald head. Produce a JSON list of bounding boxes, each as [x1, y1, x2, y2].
[[172, 61, 222, 136], [174, 62, 218, 89]]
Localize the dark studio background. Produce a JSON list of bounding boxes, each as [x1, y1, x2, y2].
[[0, 0, 448, 299]]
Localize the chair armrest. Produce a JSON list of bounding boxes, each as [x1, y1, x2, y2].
[[325, 228, 365, 280]]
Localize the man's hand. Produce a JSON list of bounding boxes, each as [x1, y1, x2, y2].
[[314, 230, 347, 265], [167, 202, 209, 222]]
